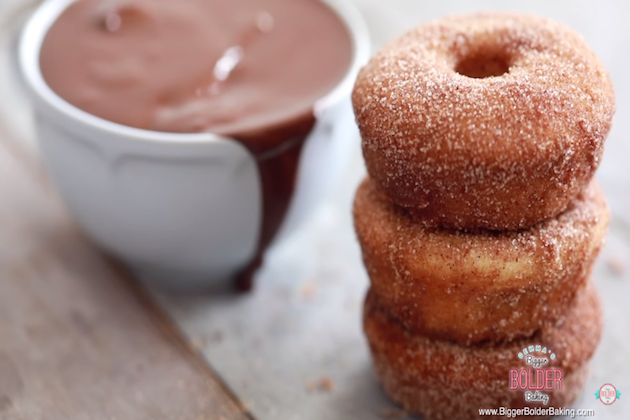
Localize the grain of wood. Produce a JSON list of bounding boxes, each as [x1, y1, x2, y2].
[[0, 135, 251, 420]]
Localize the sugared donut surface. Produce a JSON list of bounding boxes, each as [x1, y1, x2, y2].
[[352, 13, 615, 230], [353, 178, 608, 344], [363, 282, 602, 420]]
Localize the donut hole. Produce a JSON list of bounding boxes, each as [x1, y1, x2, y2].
[[455, 52, 510, 78]]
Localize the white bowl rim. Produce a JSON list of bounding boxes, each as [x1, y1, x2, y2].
[[18, 0, 370, 144]]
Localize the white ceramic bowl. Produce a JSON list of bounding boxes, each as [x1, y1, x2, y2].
[[19, 0, 370, 288]]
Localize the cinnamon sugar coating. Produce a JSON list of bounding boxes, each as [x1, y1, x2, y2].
[[353, 13, 615, 230], [354, 178, 608, 344], [363, 282, 602, 420]]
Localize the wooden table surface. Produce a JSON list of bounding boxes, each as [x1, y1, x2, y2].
[[0, 130, 253, 420]]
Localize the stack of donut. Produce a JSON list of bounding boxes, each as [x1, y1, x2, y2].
[[352, 13, 615, 420]]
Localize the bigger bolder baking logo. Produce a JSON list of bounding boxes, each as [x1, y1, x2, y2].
[[510, 344, 562, 405], [596, 383, 621, 405]]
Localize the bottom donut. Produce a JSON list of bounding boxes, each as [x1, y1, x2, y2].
[[363, 282, 602, 420]]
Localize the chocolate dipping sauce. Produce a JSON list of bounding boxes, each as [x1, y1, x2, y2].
[[40, 0, 353, 289]]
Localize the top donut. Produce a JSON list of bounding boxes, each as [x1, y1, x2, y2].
[[353, 13, 615, 231]]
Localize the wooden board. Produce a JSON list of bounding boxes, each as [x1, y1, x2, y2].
[[0, 132, 252, 420]]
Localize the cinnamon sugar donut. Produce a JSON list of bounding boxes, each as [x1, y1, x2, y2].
[[363, 282, 602, 420], [352, 13, 615, 230], [353, 178, 608, 344]]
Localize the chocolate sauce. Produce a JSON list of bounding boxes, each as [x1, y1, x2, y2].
[[39, 0, 352, 289], [233, 112, 316, 290]]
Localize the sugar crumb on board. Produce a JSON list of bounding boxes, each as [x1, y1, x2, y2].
[[606, 256, 625, 275], [301, 281, 318, 300], [306, 377, 335, 392], [189, 335, 208, 352]]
